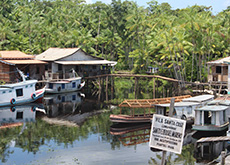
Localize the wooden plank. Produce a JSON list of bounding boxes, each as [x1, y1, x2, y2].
[[197, 136, 230, 143]]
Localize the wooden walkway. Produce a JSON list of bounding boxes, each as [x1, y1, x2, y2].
[[196, 136, 230, 143], [85, 74, 180, 82]]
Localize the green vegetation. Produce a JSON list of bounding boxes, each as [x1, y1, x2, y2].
[[1, 0, 230, 82]]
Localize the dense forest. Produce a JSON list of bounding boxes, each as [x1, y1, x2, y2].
[[1, 0, 230, 82]]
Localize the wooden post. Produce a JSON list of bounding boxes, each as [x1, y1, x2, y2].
[[135, 77, 138, 99], [153, 78, 155, 99], [106, 76, 108, 102], [228, 64, 230, 94], [157, 78, 159, 98], [161, 98, 175, 165], [221, 65, 223, 82], [221, 151, 226, 165], [111, 76, 114, 100], [98, 77, 101, 101]]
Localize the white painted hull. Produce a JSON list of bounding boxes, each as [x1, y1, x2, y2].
[[45, 77, 85, 94], [192, 122, 229, 132], [0, 80, 45, 107]]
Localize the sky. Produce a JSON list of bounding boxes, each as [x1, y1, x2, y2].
[[85, 0, 230, 14]]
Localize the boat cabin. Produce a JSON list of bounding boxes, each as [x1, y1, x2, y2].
[[192, 103, 229, 132]]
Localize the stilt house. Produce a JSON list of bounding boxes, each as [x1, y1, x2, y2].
[[0, 50, 47, 83], [36, 48, 117, 79], [207, 56, 230, 82]]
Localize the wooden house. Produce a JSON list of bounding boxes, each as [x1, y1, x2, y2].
[[207, 56, 230, 83], [0, 51, 47, 83], [36, 48, 117, 79]]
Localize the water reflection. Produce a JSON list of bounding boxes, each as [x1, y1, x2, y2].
[[2, 91, 230, 164], [43, 92, 84, 117], [194, 140, 227, 164], [0, 103, 45, 129], [110, 123, 151, 146], [42, 92, 109, 126]]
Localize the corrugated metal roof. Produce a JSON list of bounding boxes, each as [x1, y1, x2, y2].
[[182, 94, 214, 103], [207, 56, 230, 65], [155, 101, 200, 107], [196, 105, 228, 111], [36, 48, 80, 61], [3, 60, 47, 65], [0, 50, 34, 59], [55, 60, 117, 65]]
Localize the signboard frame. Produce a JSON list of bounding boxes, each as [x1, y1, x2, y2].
[[149, 114, 186, 154]]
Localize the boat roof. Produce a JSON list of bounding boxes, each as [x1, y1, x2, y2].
[[208, 100, 230, 106], [48, 77, 81, 84], [196, 105, 229, 111], [155, 101, 200, 107], [182, 94, 214, 103], [0, 80, 37, 90]]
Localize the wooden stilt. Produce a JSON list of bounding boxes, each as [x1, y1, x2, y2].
[[106, 76, 108, 102], [153, 78, 155, 99]]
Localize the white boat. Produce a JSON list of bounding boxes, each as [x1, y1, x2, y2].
[[155, 94, 214, 124], [192, 99, 230, 132], [45, 70, 85, 94], [0, 69, 45, 107]]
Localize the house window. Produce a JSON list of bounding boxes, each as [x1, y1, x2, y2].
[[93, 65, 96, 69], [72, 82, 76, 88], [216, 66, 221, 73], [75, 65, 79, 71], [62, 84, 65, 89], [16, 88, 23, 97], [45, 64, 48, 70], [58, 64, 62, 71], [36, 66, 40, 74]]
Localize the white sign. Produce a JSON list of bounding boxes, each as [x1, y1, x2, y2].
[[149, 114, 186, 154]]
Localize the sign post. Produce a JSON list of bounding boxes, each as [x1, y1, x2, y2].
[[149, 98, 186, 164]]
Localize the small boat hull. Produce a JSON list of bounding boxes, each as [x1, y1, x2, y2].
[[192, 122, 229, 132], [45, 78, 85, 94], [0, 83, 45, 107], [110, 114, 153, 123]]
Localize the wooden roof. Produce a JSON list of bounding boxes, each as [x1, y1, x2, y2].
[[0, 50, 34, 59], [207, 56, 230, 65], [3, 59, 47, 64], [119, 95, 192, 108], [36, 47, 80, 61]]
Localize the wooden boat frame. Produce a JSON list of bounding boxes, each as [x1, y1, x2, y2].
[[110, 95, 192, 123]]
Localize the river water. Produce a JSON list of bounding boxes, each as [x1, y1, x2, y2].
[[0, 91, 229, 165]]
